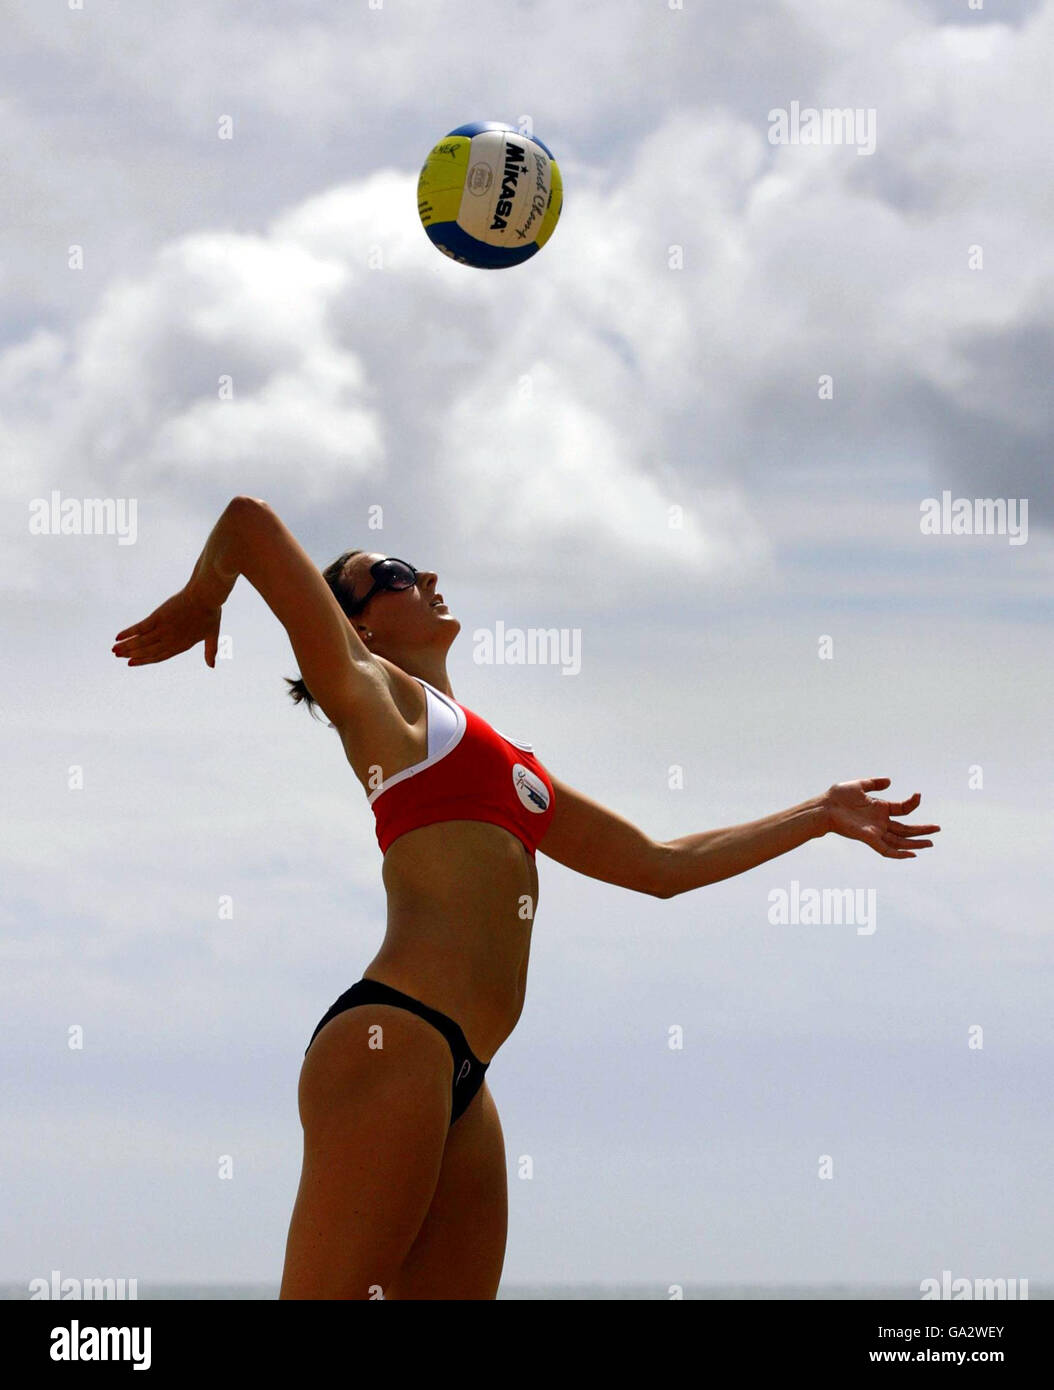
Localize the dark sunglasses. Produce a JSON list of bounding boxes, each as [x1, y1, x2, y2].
[[344, 557, 419, 614]]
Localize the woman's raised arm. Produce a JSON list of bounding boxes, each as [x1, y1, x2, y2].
[[112, 496, 381, 732]]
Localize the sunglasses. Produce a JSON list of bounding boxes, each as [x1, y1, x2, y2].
[[344, 557, 419, 615]]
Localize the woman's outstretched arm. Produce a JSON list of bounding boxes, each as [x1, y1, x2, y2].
[[538, 776, 940, 898]]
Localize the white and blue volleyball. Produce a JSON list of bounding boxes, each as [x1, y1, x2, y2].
[[417, 121, 563, 269]]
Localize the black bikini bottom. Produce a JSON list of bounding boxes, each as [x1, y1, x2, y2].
[[305, 977, 489, 1126]]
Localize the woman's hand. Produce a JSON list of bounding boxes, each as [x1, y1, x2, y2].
[[824, 778, 940, 859], [112, 586, 223, 668]]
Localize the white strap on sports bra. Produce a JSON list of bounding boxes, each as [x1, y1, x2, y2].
[[365, 678, 465, 805], [424, 680, 461, 758]]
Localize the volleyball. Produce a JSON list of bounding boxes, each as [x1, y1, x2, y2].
[[417, 121, 563, 269]]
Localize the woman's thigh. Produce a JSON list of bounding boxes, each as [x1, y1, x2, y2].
[[279, 1004, 454, 1300], [384, 1079, 508, 1300]]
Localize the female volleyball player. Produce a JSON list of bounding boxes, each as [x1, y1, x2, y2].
[[112, 496, 939, 1300]]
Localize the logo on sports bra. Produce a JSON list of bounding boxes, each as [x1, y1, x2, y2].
[[512, 763, 550, 813]]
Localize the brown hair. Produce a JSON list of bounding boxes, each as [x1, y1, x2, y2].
[[284, 549, 364, 720]]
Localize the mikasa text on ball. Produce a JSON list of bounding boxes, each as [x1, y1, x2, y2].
[[417, 121, 563, 268]]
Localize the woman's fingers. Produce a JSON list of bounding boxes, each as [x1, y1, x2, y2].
[[115, 616, 159, 641], [883, 826, 933, 848], [872, 833, 916, 857], [125, 645, 171, 664], [887, 821, 941, 836], [113, 625, 163, 651], [114, 637, 164, 657], [120, 630, 193, 663], [859, 777, 891, 792], [114, 619, 187, 658], [127, 638, 194, 664]]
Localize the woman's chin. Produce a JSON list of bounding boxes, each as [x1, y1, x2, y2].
[[431, 612, 460, 641]]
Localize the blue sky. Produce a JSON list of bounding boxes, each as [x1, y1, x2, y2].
[[2, 0, 1051, 1290]]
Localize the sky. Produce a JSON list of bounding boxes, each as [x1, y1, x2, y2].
[[2, 0, 1052, 1293]]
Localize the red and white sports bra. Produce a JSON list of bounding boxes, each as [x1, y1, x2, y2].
[[368, 678, 556, 858]]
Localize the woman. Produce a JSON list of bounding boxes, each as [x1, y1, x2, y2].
[[112, 495, 940, 1300]]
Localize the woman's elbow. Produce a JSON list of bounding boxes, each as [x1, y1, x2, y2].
[[647, 842, 679, 899], [228, 494, 269, 515]]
